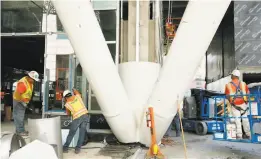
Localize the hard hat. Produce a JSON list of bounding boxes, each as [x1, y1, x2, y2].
[[231, 70, 240, 77], [28, 71, 40, 82], [63, 90, 72, 98]]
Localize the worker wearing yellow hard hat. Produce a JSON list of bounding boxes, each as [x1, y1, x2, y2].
[[13, 71, 40, 136], [225, 69, 251, 139], [62, 88, 88, 154]]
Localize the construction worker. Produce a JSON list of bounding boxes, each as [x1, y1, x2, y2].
[[63, 88, 88, 154], [225, 69, 251, 139], [13, 71, 40, 136]]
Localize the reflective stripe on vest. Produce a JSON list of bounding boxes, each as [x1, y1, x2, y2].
[[65, 95, 88, 120], [227, 81, 247, 103], [13, 77, 33, 103]]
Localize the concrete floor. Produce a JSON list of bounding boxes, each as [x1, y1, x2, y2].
[[1, 121, 261, 159]]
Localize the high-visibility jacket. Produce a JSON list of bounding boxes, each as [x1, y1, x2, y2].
[[13, 77, 33, 104], [225, 81, 248, 105], [65, 95, 88, 120]]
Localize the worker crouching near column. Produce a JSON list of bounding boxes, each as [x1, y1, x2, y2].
[[225, 70, 251, 139], [63, 88, 88, 154], [13, 71, 40, 136]]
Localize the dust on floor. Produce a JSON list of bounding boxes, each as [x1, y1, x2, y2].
[[1, 121, 261, 159]]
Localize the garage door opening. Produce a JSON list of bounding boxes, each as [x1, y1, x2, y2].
[[1, 35, 45, 113]]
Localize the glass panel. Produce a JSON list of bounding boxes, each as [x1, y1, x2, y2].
[[1, 1, 43, 33], [74, 63, 89, 107], [92, 0, 118, 10], [108, 44, 116, 62], [98, 10, 116, 41], [56, 16, 64, 32], [75, 65, 83, 93], [54, 55, 69, 108], [57, 10, 116, 41], [91, 96, 101, 111]]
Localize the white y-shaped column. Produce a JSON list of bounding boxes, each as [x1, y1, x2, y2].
[[51, 0, 137, 142], [140, 0, 231, 145]]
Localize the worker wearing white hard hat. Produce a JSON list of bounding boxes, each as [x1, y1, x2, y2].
[[12, 71, 40, 136], [225, 69, 251, 139], [62, 88, 88, 154]]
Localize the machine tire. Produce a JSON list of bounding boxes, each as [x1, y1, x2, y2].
[[195, 121, 207, 135]]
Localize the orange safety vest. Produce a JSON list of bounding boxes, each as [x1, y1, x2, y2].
[[13, 77, 33, 104], [226, 81, 248, 105], [65, 95, 88, 120]]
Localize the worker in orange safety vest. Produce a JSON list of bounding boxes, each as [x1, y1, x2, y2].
[[63, 88, 88, 154], [225, 69, 251, 139], [13, 71, 40, 136]]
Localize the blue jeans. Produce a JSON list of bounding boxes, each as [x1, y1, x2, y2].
[[13, 100, 26, 133], [64, 114, 88, 149], [165, 113, 181, 137]]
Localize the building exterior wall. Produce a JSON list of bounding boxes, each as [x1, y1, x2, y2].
[[234, 1, 261, 68]]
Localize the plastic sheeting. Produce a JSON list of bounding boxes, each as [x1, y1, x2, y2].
[[206, 3, 235, 83], [223, 4, 235, 76], [206, 27, 223, 83], [234, 1, 261, 67]]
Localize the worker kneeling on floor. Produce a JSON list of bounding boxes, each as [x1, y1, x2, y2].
[[225, 70, 251, 140], [13, 71, 40, 136], [63, 88, 88, 154]]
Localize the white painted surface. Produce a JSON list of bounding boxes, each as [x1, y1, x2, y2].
[[136, 0, 140, 62], [139, 0, 231, 145], [51, 0, 136, 142], [207, 76, 231, 93], [9, 140, 58, 159], [119, 62, 160, 139]]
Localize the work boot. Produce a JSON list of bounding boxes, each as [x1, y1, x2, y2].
[[75, 148, 81, 154], [244, 135, 251, 140], [63, 147, 69, 153]]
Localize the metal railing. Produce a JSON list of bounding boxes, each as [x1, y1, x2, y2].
[[211, 94, 261, 143]]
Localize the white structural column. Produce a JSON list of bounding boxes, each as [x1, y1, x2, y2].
[[139, 0, 231, 145], [128, 1, 136, 61], [139, 0, 150, 61], [51, 0, 137, 143]]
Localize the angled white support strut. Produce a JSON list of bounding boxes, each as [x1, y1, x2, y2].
[[140, 0, 231, 145], [51, 0, 136, 142], [52, 0, 231, 145]]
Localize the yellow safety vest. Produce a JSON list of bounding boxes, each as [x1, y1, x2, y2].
[[65, 95, 88, 120], [13, 77, 33, 104], [227, 81, 248, 103]]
